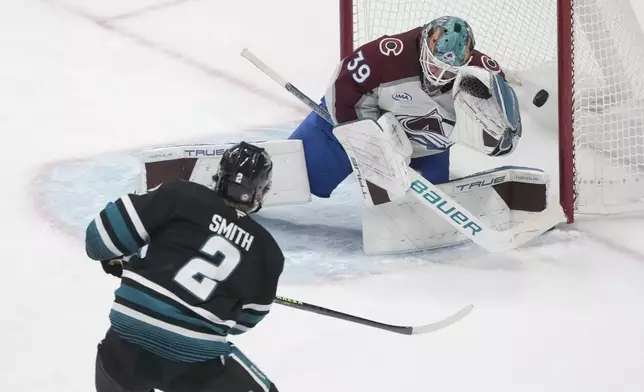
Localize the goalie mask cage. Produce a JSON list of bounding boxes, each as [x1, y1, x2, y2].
[[339, 0, 644, 223]]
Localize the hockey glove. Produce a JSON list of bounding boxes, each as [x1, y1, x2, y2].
[[101, 258, 123, 278], [452, 66, 522, 157]]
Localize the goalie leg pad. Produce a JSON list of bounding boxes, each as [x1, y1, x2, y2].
[[361, 166, 549, 254], [333, 113, 413, 206], [141, 140, 312, 207]]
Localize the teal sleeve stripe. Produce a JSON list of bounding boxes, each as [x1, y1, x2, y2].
[[85, 220, 120, 261], [104, 202, 140, 254], [115, 285, 230, 335]]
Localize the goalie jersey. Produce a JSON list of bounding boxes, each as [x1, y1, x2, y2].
[[326, 27, 504, 158], [85, 180, 284, 362]]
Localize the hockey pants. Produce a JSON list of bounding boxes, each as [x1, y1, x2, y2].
[[95, 328, 278, 392]]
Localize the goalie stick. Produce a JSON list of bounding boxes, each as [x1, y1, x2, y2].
[[275, 296, 473, 335], [240, 48, 566, 252]]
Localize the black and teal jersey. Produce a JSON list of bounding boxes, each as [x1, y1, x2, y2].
[[85, 180, 284, 362]]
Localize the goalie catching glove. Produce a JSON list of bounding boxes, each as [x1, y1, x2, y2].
[[451, 65, 522, 157]]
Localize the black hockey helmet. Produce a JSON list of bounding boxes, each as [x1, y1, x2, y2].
[[213, 141, 273, 213]]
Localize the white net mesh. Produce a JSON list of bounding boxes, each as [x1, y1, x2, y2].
[[351, 0, 644, 215]]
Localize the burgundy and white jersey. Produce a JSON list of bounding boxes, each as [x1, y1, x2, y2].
[[325, 27, 503, 157]]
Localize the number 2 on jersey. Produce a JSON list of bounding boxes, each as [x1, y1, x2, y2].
[[174, 236, 241, 301], [346, 50, 371, 83]]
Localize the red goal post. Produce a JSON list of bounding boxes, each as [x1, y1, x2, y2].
[[338, 0, 644, 223]]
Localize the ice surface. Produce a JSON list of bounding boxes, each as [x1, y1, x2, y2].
[[2, 1, 644, 391]]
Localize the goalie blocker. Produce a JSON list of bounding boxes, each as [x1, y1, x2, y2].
[[140, 139, 552, 254]]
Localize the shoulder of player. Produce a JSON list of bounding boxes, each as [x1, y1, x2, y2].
[[146, 180, 225, 212], [468, 49, 504, 74], [354, 27, 423, 82], [157, 179, 213, 199]]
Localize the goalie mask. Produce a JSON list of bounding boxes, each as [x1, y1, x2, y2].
[[213, 141, 273, 213], [420, 16, 475, 89]]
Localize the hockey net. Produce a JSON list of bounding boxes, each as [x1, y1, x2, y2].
[[340, 0, 644, 222]]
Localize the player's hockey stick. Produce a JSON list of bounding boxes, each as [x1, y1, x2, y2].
[[240, 48, 566, 252], [275, 296, 473, 335]]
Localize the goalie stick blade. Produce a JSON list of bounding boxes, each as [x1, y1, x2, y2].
[[492, 204, 568, 252], [409, 304, 474, 335]]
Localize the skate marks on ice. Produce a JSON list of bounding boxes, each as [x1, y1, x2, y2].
[[32, 126, 578, 284]]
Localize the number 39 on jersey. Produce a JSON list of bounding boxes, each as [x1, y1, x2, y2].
[[347, 50, 371, 83]]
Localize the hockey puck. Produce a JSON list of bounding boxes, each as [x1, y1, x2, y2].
[[533, 89, 549, 107]]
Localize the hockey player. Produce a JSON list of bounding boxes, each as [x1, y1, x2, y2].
[[288, 15, 522, 199], [85, 142, 283, 392]]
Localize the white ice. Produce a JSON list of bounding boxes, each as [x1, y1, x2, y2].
[[2, 1, 644, 391]]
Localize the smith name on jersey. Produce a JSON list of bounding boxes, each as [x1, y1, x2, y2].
[[325, 27, 504, 157], [85, 180, 284, 362]]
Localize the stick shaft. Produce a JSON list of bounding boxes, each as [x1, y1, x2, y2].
[[240, 48, 335, 125], [274, 296, 411, 334]]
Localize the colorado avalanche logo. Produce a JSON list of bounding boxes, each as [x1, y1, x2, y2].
[[379, 37, 404, 56], [396, 109, 455, 150], [480, 54, 501, 73]]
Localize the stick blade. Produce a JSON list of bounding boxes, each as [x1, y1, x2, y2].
[[410, 304, 474, 335], [491, 205, 568, 252]]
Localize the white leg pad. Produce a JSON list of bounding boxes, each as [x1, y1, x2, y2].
[[141, 140, 311, 207], [362, 166, 551, 255], [333, 113, 413, 205]]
